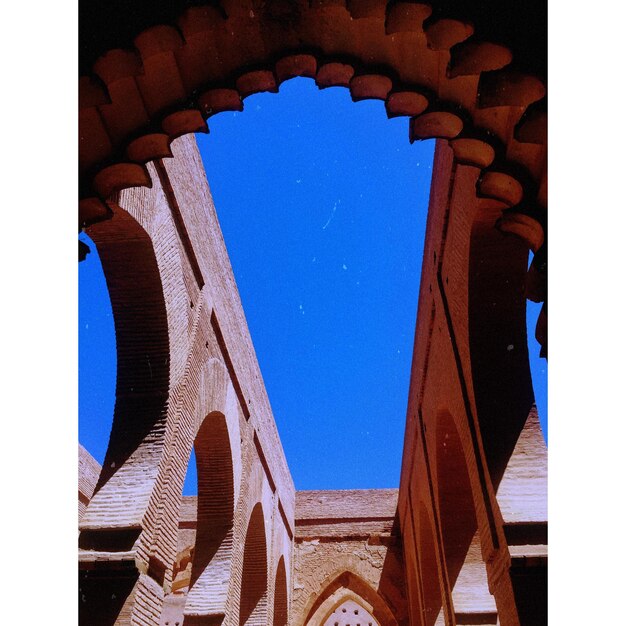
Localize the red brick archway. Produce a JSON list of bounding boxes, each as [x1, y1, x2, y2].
[[79, 2, 546, 272], [78, 4, 547, 625], [78, 205, 170, 554], [183, 410, 236, 622]]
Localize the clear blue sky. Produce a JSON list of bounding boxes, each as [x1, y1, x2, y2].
[[79, 78, 546, 495]]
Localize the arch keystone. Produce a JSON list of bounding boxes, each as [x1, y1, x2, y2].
[[275, 54, 318, 85], [316, 62, 355, 89]]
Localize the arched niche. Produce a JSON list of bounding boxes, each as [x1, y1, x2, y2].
[[78, 232, 116, 470], [304, 571, 398, 626], [239, 502, 269, 626], [273, 556, 289, 626], [182, 410, 236, 622]]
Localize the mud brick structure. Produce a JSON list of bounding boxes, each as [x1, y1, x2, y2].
[[78, 1, 547, 624]]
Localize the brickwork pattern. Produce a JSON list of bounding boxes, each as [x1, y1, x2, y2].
[[77, 3, 548, 616]]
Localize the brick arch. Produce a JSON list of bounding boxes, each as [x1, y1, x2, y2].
[[417, 502, 442, 626], [434, 409, 477, 596], [181, 410, 236, 623], [78, 1, 546, 249], [78, 0, 547, 375], [155, 353, 243, 626], [77, 201, 174, 624], [273, 555, 289, 626], [304, 570, 398, 626], [239, 502, 269, 626], [78, 203, 170, 543]]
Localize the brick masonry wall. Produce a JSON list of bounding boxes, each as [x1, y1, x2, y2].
[[79, 135, 544, 626], [292, 490, 407, 626], [79, 134, 295, 626], [397, 141, 544, 626]]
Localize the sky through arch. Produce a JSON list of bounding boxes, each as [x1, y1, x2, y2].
[[194, 77, 434, 490], [79, 77, 547, 495]]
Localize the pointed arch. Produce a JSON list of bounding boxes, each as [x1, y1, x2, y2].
[[304, 570, 398, 626]]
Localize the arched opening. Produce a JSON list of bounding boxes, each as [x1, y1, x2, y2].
[[273, 556, 289, 626], [79, 205, 172, 624], [78, 205, 171, 529], [526, 247, 547, 441], [79, 231, 116, 467], [197, 77, 434, 489], [239, 503, 269, 626], [417, 504, 442, 626], [181, 410, 236, 622], [76, 6, 547, 626], [402, 509, 425, 626]]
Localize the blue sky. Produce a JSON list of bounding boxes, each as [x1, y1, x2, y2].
[[79, 78, 546, 495]]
